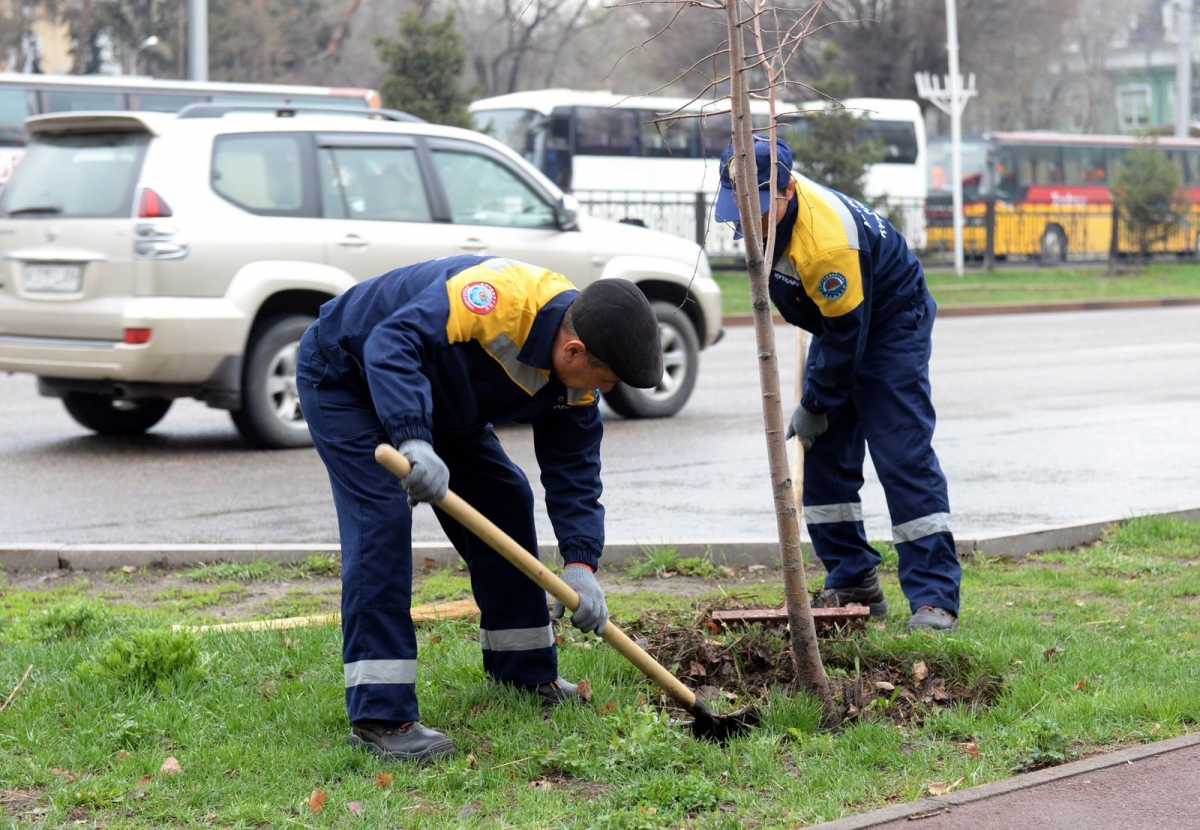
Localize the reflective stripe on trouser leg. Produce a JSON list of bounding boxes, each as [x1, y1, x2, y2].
[[297, 343, 421, 724], [858, 293, 961, 615], [802, 376, 883, 589], [432, 428, 557, 688]]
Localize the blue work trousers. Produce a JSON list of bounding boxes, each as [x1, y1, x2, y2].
[[803, 292, 961, 614], [297, 325, 556, 725]]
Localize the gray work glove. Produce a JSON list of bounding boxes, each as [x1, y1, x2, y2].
[[397, 439, 449, 505], [554, 565, 609, 635], [785, 404, 828, 450]]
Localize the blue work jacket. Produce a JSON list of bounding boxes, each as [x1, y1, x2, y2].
[[769, 174, 928, 414], [316, 255, 605, 569]]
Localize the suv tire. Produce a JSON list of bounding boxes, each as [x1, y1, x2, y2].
[[232, 314, 315, 449], [62, 392, 171, 436], [602, 301, 699, 419]]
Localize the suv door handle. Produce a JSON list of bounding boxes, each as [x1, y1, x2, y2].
[[338, 234, 368, 248], [459, 237, 488, 252]]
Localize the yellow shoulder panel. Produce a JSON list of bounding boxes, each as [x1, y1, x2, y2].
[[444, 259, 577, 394], [798, 248, 864, 318]]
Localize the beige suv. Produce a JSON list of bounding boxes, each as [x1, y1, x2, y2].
[[0, 107, 722, 448]]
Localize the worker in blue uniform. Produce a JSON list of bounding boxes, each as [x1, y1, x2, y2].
[[715, 136, 961, 633], [297, 255, 663, 763]]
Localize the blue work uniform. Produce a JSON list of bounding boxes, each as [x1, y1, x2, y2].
[[296, 255, 604, 724], [770, 174, 960, 615]]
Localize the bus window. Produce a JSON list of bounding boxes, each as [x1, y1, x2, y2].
[[1061, 146, 1107, 185], [0, 87, 32, 145], [994, 147, 1019, 198], [573, 107, 637, 156], [472, 108, 540, 159], [699, 112, 731, 157], [1019, 146, 1064, 187], [41, 89, 125, 113], [1105, 148, 1128, 182], [860, 120, 917, 164], [131, 92, 205, 112], [638, 110, 694, 157]]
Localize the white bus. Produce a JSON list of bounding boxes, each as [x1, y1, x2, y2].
[[0, 73, 381, 184], [469, 89, 927, 252]]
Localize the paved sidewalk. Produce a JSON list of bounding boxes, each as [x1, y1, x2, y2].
[[807, 734, 1200, 830]]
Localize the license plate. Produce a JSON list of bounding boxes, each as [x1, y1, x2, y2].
[[23, 263, 83, 294]]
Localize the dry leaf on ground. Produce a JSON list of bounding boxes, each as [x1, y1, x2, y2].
[[963, 741, 981, 759], [576, 679, 593, 702], [376, 772, 394, 790], [912, 661, 928, 684], [466, 753, 478, 769], [308, 789, 327, 814], [347, 801, 364, 817], [159, 757, 183, 776], [530, 779, 553, 790]]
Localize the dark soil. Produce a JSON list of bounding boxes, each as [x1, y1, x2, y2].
[[627, 600, 1003, 729]]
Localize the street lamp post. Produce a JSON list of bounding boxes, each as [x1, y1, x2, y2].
[[915, 0, 977, 277]]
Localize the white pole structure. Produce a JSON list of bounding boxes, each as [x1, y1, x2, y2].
[[945, 0, 964, 276], [187, 0, 208, 81], [915, 0, 976, 277], [1178, 0, 1194, 139]]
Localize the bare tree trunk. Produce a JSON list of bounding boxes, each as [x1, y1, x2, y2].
[[724, 0, 834, 718]]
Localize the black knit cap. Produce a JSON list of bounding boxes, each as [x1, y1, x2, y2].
[[571, 279, 663, 388]]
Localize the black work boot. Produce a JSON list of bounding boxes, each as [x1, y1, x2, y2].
[[535, 677, 582, 708], [811, 568, 888, 619], [350, 720, 456, 763]]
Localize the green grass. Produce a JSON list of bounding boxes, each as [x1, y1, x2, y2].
[[1, 517, 1198, 828], [183, 560, 280, 584], [714, 262, 1200, 315], [625, 546, 723, 580]]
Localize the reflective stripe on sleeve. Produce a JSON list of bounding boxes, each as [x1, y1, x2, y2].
[[804, 502, 864, 524], [893, 512, 952, 543], [479, 624, 556, 652], [344, 659, 418, 687]]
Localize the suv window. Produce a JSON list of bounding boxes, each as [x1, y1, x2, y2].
[[212, 134, 308, 215], [431, 149, 555, 229], [319, 146, 430, 222], [42, 89, 124, 112], [0, 132, 147, 218]]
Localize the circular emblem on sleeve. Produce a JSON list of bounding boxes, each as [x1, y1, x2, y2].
[[461, 281, 498, 315], [818, 272, 848, 300]]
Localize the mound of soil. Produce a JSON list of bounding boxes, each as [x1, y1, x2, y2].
[[626, 603, 1002, 728]]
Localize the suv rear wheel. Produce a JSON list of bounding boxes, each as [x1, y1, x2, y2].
[[62, 392, 172, 436], [602, 301, 699, 419], [231, 314, 314, 449]]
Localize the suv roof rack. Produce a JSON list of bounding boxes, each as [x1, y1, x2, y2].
[[175, 104, 424, 123]]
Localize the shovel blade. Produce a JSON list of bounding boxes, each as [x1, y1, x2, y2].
[[688, 703, 760, 743]]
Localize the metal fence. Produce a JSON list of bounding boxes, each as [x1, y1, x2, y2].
[[574, 190, 1199, 267]]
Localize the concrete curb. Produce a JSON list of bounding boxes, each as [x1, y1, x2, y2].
[[720, 296, 1200, 327], [1, 508, 1196, 573], [801, 732, 1200, 829]]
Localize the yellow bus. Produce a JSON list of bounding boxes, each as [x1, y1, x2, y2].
[[927, 131, 1200, 261]]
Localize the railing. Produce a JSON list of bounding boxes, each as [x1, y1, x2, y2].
[[574, 189, 1200, 268]]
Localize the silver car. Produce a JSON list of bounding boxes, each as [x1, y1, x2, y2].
[[0, 107, 722, 448]]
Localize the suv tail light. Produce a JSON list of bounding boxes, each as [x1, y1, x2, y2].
[[138, 188, 173, 218]]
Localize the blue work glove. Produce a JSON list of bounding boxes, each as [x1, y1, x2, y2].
[[397, 440, 449, 505], [554, 564, 609, 635], [785, 404, 828, 450]]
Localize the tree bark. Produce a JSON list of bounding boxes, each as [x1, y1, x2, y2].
[[724, 0, 834, 719]]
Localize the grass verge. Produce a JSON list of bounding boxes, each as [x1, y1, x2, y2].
[[1, 518, 1197, 828], [714, 262, 1200, 315]]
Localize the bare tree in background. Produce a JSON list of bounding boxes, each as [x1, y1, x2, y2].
[[452, 0, 602, 96]]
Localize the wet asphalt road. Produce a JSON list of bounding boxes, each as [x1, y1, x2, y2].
[[2, 306, 1198, 547]]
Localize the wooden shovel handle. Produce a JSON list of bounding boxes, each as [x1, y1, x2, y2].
[[374, 444, 697, 709]]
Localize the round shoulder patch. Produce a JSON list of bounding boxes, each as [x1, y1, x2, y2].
[[461, 281, 498, 315], [818, 272, 848, 301]]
